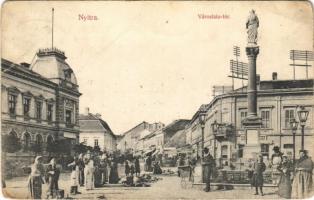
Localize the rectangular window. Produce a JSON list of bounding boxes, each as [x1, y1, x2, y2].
[[8, 94, 17, 115], [221, 145, 228, 159], [65, 110, 72, 124], [238, 144, 245, 158], [47, 104, 53, 122], [94, 139, 98, 147], [261, 144, 269, 158], [240, 111, 247, 128], [261, 110, 270, 128], [285, 109, 295, 128], [35, 101, 42, 121], [23, 98, 31, 116]]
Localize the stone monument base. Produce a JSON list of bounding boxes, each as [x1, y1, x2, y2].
[[243, 145, 261, 160]]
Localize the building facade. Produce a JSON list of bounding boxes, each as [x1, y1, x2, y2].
[[117, 121, 165, 153], [79, 108, 117, 152], [186, 77, 314, 167], [1, 48, 81, 156]]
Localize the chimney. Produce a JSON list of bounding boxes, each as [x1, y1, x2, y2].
[[272, 72, 278, 80], [20, 62, 30, 69], [85, 107, 90, 115]]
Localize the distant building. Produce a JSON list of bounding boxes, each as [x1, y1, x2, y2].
[[141, 119, 190, 153], [117, 121, 165, 153], [79, 108, 116, 152], [185, 76, 314, 167], [1, 48, 81, 156]]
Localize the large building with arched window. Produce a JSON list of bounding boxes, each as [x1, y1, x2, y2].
[[1, 48, 81, 159]]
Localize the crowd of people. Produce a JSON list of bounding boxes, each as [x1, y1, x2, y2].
[[27, 151, 135, 199], [248, 147, 313, 199]]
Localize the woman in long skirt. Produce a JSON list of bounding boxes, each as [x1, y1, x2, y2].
[[291, 150, 314, 199], [277, 156, 293, 198], [109, 160, 119, 184], [28, 156, 45, 199], [84, 159, 95, 190]]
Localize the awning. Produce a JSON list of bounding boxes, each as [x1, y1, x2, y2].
[[144, 148, 156, 156]]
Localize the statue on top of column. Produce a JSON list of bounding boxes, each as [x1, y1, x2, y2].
[[246, 10, 259, 46]]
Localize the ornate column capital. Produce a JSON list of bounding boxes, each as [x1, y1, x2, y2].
[[246, 46, 259, 58]]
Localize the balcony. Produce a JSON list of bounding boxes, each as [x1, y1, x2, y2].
[[213, 123, 234, 141]]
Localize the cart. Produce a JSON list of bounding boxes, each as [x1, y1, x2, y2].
[[178, 165, 194, 189]]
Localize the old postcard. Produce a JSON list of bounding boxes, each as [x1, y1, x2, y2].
[[1, 1, 314, 199]]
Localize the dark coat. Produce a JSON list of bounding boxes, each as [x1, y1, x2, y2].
[[251, 161, 266, 187], [45, 164, 60, 196], [202, 153, 214, 182], [135, 159, 140, 173]]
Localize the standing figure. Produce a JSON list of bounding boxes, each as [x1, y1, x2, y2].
[[202, 148, 214, 192], [291, 150, 314, 199], [246, 9, 259, 45], [134, 157, 141, 176], [93, 154, 102, 187], [109, 158, 119, 184], [277, 156, 293, 199], [177, 154, 185, 177], [45, 158, 60, 199], [100, 153, 109, 184], [125, 160, 130, 177], [84, 157, 95, 190], [251, 155, 266, 196], [68, 157, 81, 195], [78, 153, 85, 186], [28, 156, 45, 199], [147, 155, 152, 172], [271, 146, 283, 185]]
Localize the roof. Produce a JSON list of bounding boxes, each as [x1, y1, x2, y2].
[[79, 113, 116, 138], [165, 129, 186, 148], [2, 58, 57, 89], [31, 48, 78, 85]]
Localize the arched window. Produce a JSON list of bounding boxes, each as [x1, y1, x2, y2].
[[36, 134, 43, 148], [23, 132, 31, 151]]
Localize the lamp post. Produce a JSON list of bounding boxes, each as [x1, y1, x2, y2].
[[199, 109, 207, 159], [289, 118, 298, 165], [297, 106, 309, 151], [211, 120, 219, 160]]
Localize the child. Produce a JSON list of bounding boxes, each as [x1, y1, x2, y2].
[[251, 155, 266, 196]]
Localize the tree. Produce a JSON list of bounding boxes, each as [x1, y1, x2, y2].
[[2, 133, 22, 153], [72, 143, 89, 154]]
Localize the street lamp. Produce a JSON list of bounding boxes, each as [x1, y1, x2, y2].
[[211, 120, 219, 160], [297, 106, 309, 151], [199, 108, 207, 159], [289, 118, 298, 165]]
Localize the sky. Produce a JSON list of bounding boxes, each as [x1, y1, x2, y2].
[[2, 1, 313, 134]]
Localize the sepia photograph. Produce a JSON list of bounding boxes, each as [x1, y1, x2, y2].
[[1, 1, 314, 199]]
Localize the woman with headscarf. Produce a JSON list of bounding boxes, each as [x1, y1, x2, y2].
[[45, 158, 60, 198], [277, 155, 293, 198], [109, 156, 119, 184], [28, 156, 45, 199], [291, 150, 314, 199], [84, 152, 95, 190]]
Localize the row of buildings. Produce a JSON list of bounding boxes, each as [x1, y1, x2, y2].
[[116, 74, 314, 167]]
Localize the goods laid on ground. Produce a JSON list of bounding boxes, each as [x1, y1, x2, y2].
[[120, 174, 162, 187]]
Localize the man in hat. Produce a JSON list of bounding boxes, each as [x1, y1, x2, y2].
[[202, 147, 215, 192], [291, 150, 313, 199]]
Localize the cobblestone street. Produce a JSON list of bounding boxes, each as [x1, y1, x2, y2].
[[3, 168, 279, 199]]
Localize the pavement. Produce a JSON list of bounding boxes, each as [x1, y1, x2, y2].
[[2, 172, 280, 199]]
